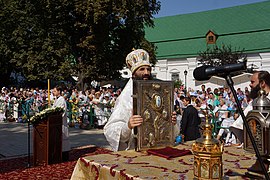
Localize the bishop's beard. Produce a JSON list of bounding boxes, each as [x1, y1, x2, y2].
[[133, 74, 152, 80]]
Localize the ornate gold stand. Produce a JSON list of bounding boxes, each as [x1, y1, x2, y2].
[[192, 112, 224, 179]]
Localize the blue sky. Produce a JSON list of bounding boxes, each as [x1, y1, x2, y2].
[[155, 0, 267, 17]]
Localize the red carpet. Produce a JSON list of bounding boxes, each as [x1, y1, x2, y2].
[[0, 146, 112, 180]]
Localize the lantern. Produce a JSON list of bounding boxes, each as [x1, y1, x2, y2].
[[244, 90, 270, 175], [192, 112, 224, 179]]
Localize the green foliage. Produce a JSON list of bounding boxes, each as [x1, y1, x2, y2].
[[30, 107, 64, 125], [198, 44, 247, 66], [174, 80, 183, 88], [0, 0, 160, 87], [0, 0, 73, 82]]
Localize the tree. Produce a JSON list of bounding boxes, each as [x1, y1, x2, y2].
[[0, 0, 160, 89], [174, 79, 183, 88], [69, 0, 160, 89], [198, 45, 247, 66], [198, 45, 247, 76], [0, 0, 22, 85]]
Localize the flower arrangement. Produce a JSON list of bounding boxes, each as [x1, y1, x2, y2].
[[30, 107, 64, 125]]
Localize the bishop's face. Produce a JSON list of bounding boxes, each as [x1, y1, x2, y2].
[[133, 65, 151, 80]]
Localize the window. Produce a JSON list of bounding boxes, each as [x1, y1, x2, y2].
[[206, 30, 217, 44], [208, 35, 214, 42], [171, 73, 179, 81]]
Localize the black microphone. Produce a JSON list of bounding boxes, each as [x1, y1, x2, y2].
[[193, 62, 247, 81]]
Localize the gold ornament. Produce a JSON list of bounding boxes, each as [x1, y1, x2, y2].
[[192, 110, 224, 179]]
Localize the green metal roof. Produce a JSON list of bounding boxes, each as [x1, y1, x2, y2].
[[145, 1, 270, 59]]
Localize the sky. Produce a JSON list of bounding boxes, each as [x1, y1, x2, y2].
[[155, 0, 267, 17]]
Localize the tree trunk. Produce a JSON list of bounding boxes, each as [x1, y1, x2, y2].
[[77, 71, 85, 91]]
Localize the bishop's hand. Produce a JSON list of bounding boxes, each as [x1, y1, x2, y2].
[[128, 115, 143, 129]]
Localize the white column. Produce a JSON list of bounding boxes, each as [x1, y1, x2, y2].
[[186, 57, 198, 90]]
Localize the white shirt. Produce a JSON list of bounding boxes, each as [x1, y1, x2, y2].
[[219, 104, 228, 119]]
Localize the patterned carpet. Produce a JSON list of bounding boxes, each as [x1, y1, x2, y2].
[[0, 146, 112, 180]]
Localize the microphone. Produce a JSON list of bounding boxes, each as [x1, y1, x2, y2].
[[193, 62, 247, 81]]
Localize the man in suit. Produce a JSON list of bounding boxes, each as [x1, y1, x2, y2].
[[180, 96, 201, 141]]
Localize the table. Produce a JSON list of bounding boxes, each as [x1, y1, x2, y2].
[[71, 143, 256, 179]]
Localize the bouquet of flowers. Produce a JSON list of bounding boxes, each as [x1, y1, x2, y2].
[[30, 107, 64, 125]]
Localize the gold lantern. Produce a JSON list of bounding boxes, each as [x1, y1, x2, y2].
[[192, 112, 224, 179], [244, 89, 270, 176], [244, 90, 270, 154]]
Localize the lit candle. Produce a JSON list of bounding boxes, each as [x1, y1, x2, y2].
[[48, 79, 50, 107]]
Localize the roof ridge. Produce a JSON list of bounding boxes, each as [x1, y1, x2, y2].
[[152, 28, 270, 44]]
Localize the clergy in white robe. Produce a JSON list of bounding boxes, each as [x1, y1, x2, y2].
[[52, 86, 71, 160], [104, 49, 179, 151]]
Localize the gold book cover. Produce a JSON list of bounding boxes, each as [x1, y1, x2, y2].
[[133, 80, 174, 151]]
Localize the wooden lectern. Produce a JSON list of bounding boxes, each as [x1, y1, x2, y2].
[[33, 114, 62, 166]]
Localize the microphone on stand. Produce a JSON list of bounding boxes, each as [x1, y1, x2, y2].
[[193, 62, 247, 81]]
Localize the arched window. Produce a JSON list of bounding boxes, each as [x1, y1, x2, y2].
[[171, 73, 179, 81], [170, 69, 180, 81]]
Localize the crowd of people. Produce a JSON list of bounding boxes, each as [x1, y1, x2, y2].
[[0, 86, 122, 129], [0, 82, 251, 138], [174, 84, 251, 145]]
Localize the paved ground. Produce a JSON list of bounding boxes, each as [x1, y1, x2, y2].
[[0, 122, 110, 159]]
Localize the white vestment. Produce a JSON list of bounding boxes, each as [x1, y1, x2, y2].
[[53, 96, 71, 152], [11, 97, 19, 119], [92, 98, 107, 126], [104, 78, 179, 151]]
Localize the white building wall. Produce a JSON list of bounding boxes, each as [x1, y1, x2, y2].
[[155, 59, 168, 80], [260, 53, 270, 70], [120, 52, 270, 91], [150, 52, 270, 91]]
